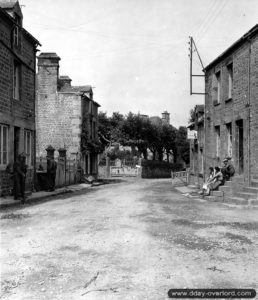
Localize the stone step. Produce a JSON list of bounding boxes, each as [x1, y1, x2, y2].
[[224, 196, 248, 205], [248, 198, 258, 205], [204, 195, 216, 202], [231, 176, 245, 183], [219, 185, 231, 193], [235, 191, 256, 200], [211, 190, 223, 197], [251, 180, 258, 187], [243, 186, 258, 194]]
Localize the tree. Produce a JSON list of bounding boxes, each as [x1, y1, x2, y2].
[[175, 126, 190, 165], [161, 124, 177, 162]]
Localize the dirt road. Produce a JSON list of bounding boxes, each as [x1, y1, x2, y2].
[[1, 179, 258, 299]]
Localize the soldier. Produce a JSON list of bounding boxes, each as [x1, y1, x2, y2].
[[47, 156, 57, 191], [13, 153, 27, 204], [221, 158, 235, 181]]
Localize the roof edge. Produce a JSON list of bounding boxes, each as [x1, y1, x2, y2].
[[204, 24, 258, 71]]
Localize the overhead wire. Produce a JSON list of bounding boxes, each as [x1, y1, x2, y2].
[[195, 0, 227, 41], [198, 0, 228, 42]]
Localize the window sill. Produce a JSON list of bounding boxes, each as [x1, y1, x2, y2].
[[225, 97, 232, 103], [213, 100, 221, 106]]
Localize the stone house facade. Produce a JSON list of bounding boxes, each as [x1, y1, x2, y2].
[[204, 24, 258, 187], [0, 0, 40, 196], [36, 53, 101, 177], [187, 104, 204, 185]]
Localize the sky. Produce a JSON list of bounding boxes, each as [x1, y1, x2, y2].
[[20, 0, 258, 128]]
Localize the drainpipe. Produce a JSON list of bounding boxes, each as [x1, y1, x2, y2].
[[247, 38, 251, 186]]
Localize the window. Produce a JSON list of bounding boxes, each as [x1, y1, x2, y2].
[[93, 121, 96, 139], [227, 63, 233, 99], [215, 71, 221, 103], [13, 26, 19, 47], [24, 130, 32, 166], [0, 124, 9, 166], [226, 123, 232, 157], [13, 62, 20, 100], [215, 126, 220, 157]]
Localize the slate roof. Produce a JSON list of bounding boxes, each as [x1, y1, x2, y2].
[[204, 24, 258, 71]]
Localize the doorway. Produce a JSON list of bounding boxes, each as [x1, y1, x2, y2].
[[14, 127, 20, 162], [236, 120, 244, 174]]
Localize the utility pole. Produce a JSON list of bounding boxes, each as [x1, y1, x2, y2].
[[189, 36, 206, 95]]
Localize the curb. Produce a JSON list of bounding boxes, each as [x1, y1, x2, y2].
[[0, 187, 90, 210]]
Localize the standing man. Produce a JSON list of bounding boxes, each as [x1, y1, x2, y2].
[[47, 156, 57, 191], [13, 153, 27, 204]]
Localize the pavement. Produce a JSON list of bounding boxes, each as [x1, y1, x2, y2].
[[0, 183, 93, 209]]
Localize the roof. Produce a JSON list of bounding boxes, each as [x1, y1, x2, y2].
[[38, 53, 60, 59], [0, 5, 41, 46], [59, 75, 71, 81], [204, 24, 258, 71], [0, 0, 17, 8], [71, 85, 92, 93]]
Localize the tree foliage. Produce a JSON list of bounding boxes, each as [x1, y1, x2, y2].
[[98, 111, 189, 164]]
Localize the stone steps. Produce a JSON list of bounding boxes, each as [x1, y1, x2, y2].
[[251, 180, 258, 187], [235, 191, 257, 200]]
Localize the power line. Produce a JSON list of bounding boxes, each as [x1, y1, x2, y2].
[[195, 0, 227, 41], [198, 0, 228, 42]]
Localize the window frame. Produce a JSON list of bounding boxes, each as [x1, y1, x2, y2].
[[215, 71, 221, 103], [215, 125, 221, 158], [227, 63, 233, 100], [13, 62, 21, 100], [0, 124, 9, 167], [226, 123, 233, 157], [24, 130, 32, 166]]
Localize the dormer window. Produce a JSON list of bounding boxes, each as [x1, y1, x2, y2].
[[13, 25, 19, 47]]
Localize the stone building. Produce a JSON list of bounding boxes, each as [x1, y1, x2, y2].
[[204, 24, 258, 191], [187, 104, 204, 185], [36, 53, 101, 177], [0, 0, 40, 195]]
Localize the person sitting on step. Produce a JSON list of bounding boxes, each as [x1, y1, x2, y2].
[[199, 167, 214, 196], [205, 166, 223, 196]]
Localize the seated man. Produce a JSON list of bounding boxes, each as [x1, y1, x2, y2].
[[221, 158, 235, 181]]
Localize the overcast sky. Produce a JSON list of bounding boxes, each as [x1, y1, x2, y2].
[[21, 0, 258, 127]]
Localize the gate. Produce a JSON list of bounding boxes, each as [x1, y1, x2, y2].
[[110, 158, 139, 177]]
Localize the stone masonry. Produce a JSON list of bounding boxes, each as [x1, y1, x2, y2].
[[204, 24, 258, 186], [0, 1, 40, 195], [36, 53, 101, 176]]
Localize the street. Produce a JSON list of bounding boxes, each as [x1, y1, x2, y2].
[[1, 179, 258, 300]]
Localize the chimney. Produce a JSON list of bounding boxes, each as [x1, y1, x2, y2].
[[37, 53, 61, 94], [58, 75, 72, 91]]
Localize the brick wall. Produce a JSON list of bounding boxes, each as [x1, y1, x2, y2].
[[204, 30, 258, 184]]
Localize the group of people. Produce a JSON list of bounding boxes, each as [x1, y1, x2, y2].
[[199, 158, 235, 196], [6, 153, 57, 204]]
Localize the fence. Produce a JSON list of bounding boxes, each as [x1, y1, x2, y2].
[[35, 157, 83, 191]]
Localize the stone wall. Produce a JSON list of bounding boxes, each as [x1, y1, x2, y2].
[[0, 9, 37, 195], [140, 160, 183, 179], [36, 54, 81, 159], [204, 31, 258, 183]]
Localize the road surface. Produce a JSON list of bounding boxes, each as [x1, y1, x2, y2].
[[1, 179, 258, 299]]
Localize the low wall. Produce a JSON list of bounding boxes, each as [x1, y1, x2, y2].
[[140, 160, 183, 178]]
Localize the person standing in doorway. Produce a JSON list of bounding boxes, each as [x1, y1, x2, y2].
[[47, 156, 57, 191], [13, 153, 27, 204]]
